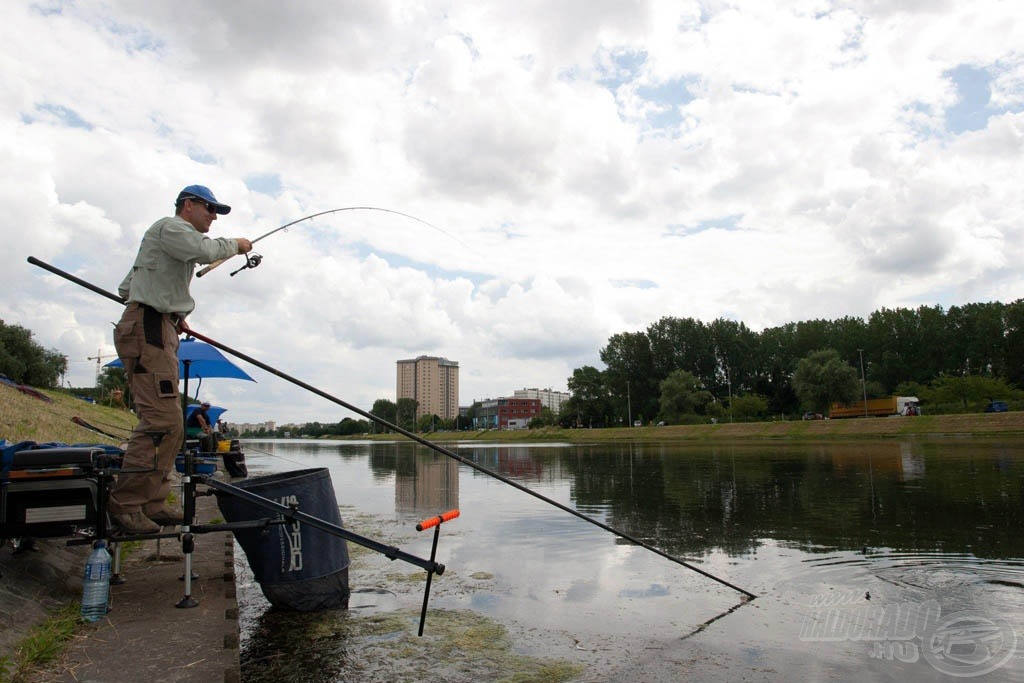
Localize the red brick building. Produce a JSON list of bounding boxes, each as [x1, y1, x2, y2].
[[475, 397, 543, 429]]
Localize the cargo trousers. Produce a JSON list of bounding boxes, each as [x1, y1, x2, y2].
[[108, 302, 183, 516]]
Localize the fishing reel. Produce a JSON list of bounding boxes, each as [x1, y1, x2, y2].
[[229, 252, 263, 277]]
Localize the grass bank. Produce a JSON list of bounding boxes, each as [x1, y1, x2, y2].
[[0, 384, 134, 446], [0, 384, 133, 679]]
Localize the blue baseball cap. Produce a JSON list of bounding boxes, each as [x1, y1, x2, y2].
[[176, 184, 231, 215]]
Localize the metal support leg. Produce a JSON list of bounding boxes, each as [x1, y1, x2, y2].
[[175, 451, 199, 608], [110, 541, 126, 585]]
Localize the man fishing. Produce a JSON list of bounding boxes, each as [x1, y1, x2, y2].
[[108, 185, 253, 533], [187, 400, 216, 453]]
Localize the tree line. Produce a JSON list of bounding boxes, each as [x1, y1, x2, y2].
[[562, 300, 1024, 427], [0, 320, 68, 387], [8, 298, 1023, 435]]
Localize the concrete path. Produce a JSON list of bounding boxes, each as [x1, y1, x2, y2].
[[30, 494, 241, 683]]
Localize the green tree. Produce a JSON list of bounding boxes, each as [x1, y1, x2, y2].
[[532, 407, 557, 427], [417, 413, 440, 432], [566, 365, 612, 427], [600, 331, 657, 425], [730, 394, 769, 420], [371, 398, 397, 432], [0, 320, 68, 387], [868, 307, 934, 390], [396, 398, 418, 431], [946, 302, 1007, 377], [751, 323, 800, 415], [927, 375, 1021, 412], [657, 370, 713, 422], [337, 417, 370, 435], [646, 316, 716, 387], [708, 317, 757, 399], [1003, 299, 1024, 387], [792, 349, 859, 414]]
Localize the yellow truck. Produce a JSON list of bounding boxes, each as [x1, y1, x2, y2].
[[829, 396, 920, 419]]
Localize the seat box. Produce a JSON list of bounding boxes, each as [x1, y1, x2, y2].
[[1, 478, 98, 538]]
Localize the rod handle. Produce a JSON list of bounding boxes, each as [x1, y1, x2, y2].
[[196, 257, 232, 278], [416, 509, 460, 532]]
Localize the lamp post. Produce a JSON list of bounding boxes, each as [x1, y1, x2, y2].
[[727, 371, 733, 423], [858, 348, 868, 418], [627, 380, 632, 427]]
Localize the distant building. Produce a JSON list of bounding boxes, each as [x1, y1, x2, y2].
[[229, 421, 276, 434], [474, 397, 543, 430], [396, 355, 459, 421], [513, 388, 570, 414]]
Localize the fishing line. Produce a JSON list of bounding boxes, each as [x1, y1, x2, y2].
[[196, 206, 468, 278], [27, 256, 758, 602], [236, 443, 308, 469]]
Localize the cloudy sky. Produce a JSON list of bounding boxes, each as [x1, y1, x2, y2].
[[2, 1, 1022, 425]]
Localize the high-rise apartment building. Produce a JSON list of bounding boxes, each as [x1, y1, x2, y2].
[[396, 355, 460, 421]]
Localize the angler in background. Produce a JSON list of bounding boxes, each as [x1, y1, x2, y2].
[[108, 185, 253, 534], [187, 400, 216, 453]]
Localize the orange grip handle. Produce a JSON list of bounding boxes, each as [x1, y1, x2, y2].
[[416, 509, 460, 531]]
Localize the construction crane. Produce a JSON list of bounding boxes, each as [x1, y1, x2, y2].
[[86, 349, 118, 384]]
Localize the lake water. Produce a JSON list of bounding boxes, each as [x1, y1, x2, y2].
[[233, 437, 1024, 682]]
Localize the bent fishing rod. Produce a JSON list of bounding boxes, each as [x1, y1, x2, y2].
[[27, 255, 757, 601], [196, 206, 465, 278]]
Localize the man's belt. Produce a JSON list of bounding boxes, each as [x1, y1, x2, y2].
[[136, 303, 183, 347], [137, 303, 183, 327]]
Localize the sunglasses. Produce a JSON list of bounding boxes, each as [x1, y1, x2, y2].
[[187, 197, 216, 214]]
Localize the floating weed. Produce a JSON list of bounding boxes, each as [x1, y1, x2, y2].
[[383, 571, 426, 584], [242, 607, 581, 683], [498, 662, 586, 683]]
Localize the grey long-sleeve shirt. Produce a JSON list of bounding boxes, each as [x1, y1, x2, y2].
[[118, 215, 239, 318]]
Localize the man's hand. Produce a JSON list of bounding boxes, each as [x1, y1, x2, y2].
[[236, 238, 253, 254]]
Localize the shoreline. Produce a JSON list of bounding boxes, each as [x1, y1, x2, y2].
[[333, 411, 1024, 444], [3, 382, 1020, 447]]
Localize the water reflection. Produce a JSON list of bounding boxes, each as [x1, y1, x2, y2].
[[240, 438, 1024, 681], [246, 437, 1024, 559]]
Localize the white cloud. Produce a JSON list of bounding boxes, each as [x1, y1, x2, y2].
[[2, 1, 1022, 423]]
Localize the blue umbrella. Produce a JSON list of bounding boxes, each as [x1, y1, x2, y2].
[[106, 338, 255, 382], [106, 336, 255, 406], [185, 403, 227, 425]]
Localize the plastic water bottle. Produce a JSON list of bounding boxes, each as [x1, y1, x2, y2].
[[80, 541, 111, 622]]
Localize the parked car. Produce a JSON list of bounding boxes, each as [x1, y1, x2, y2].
[[985, 400, 1009, 413], [802, 412, 824, 420]]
